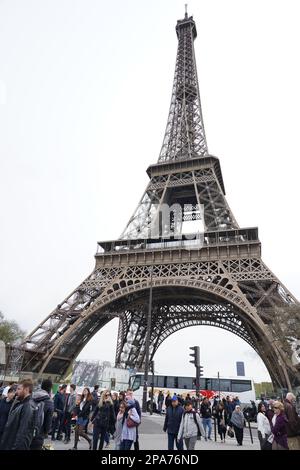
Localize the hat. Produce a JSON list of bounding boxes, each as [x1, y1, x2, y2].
[[172, 395, 178, 401]]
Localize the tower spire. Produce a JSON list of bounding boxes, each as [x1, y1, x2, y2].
[[158, 13, 208, 162], [185, 4, 188, 19]]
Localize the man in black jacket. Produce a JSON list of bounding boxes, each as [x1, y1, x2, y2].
[[163, 396, 184, 450], [0, 378, 34, 450], [30, 379, 54, 450], [51, 384, 67, 440]]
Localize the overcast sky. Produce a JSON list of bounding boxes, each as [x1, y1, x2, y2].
[[1, 0, 299, 383]]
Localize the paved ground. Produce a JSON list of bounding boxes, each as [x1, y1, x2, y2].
[[45, 413, 260, 451]]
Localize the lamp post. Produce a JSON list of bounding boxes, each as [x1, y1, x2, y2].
[[142, 267, 153, 412]]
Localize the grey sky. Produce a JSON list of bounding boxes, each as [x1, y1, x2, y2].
[[0, 0, 299, 382]]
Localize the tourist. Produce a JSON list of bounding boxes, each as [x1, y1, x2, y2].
[[200, 397, 212, 441], [157, 390, 164, 414], [270, 400, 289, 450], [163, 395, 184, 450], [126, 389, 141, 450], [114, 400, 126, 450], [284, 392, 300, 450], [230, 405, 245, 446], [256, 402, 271, 449], [178, 400, 204, 450], [216, 401, 228, 443], [120, 398, 140, 450], [30, 378, 54, 450], [72, 387, 92, 450], [0, 387, 16, 442], [0, 379, 34, 450], [51, 384, 67, 440], [64, 383, 76, 444], [91, 389, 115, 450]]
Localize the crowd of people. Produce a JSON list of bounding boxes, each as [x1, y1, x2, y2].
[[0, 379, 141, 450], [0, 379, 299, 451], [162, 391, 300, 450]]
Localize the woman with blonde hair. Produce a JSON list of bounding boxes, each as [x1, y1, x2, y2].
[[269, 401, 289, 450], [91, 390, 116, 450]]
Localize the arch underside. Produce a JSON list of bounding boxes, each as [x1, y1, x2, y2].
[[29, 284, 290, 389]]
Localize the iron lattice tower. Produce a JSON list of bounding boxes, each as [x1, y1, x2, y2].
[[18, 11, 300, 389]]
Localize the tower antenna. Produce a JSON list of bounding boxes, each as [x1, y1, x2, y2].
[[185, 4, 188, 18]]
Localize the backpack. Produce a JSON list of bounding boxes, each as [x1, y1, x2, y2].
[[192, 411, 202, 439], [30, 399, 45, 438]]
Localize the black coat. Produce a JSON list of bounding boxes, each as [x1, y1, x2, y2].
[[91, 402, 116, 433], [0, 395, 34, 450], [30, 390, 54, 449], [0, 398, 13, 437], [78, 400, 92, 420]]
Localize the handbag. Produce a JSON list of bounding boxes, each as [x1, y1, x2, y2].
[[127, 416, 138, 428], [227, 426, 234, 438]]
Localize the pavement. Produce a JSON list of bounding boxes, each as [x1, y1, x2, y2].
[[45, 413, 260, 451]]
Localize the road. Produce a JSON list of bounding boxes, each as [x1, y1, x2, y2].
[[45, 413, 260, 450]]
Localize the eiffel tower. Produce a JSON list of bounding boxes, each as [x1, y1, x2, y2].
[[19, 10, 300, 389]]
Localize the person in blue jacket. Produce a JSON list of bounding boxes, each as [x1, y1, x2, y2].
[[163, 395, 184, 450]]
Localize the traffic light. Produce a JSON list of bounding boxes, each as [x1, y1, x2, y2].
[[189, 346, 200, 367], [198, 365, 204, 377]]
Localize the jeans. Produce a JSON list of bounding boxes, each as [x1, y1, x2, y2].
[[167, 433, 183, 450], [120, 439, 133, 450], [202, 418, 212, 439], [184, 436, 197, 450]]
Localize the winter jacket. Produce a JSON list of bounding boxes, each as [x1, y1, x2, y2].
[[0, 395, 34, 450], [163, 405, 184, 435], [200, 402, 212, 419], [77, 399, 92, 420], [91, 402, 116, 433], [30, 389, 54, 449], [283, 399, 300, 437], [178, 410, 204, 440], [257, 412, 271, 438], [121, 406, 140, 442], [0, 398, 13, 437], [53, 392, 65, 415], [271, 413, 289, 449]]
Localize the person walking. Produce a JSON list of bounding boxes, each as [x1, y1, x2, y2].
[[257, 402, 271, 450], [112, 392, 120, 416], [230, 405, 245, 446], [51, 384, 67, 441], [216, 402, 228, 443], [200, 397, 212, 441], [72, 387, 92, 450], [270, 401, 289, 450], [120, 398, 140, 450], [284, 392, 300, 450], [91, 390, 116, 450], [30, 379, 54, 450], [178, 400, 204, 450], [114, 400, 126, 450], [126, 389, 141, 450], [165, 393, 172, 409], [0, 379, 34, 450], [157, 391, 164, 414], [163, 395, 184, 450], [63, 383, 76, 444], [0, 387, 15, 443]]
